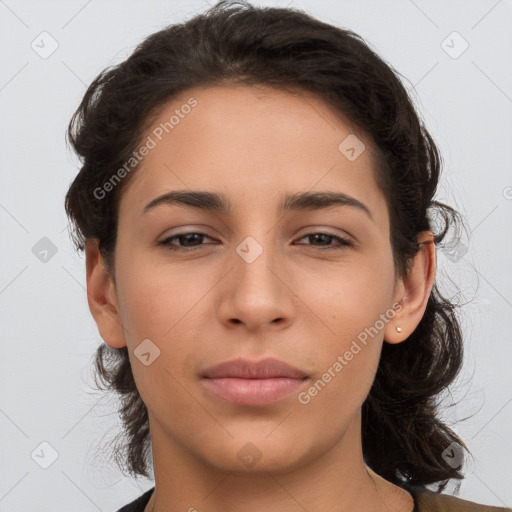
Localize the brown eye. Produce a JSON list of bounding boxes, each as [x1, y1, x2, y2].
[[158, 232, 216, 251], [294, 232, 354, 250]]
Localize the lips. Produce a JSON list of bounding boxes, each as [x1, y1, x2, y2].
[[200, 357, 309, 407], [201, 357, 308, 379]]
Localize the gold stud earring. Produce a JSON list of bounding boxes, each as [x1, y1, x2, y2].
[[396, 326, 402, 333]]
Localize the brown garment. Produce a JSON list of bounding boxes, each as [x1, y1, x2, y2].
[[116, 485, 512, 511], [410, 486, 512, 512]]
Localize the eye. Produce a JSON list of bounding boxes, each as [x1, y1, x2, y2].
[[158, 232, 216, 251], [158, 231, 353, 252], [294, 232, 354, 250]]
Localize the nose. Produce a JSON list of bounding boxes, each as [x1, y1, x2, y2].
[[217, 235, 294, 333]]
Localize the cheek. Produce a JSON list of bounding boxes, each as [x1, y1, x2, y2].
[[115, 262, 210, 413], [114, 255, 218, 400], [115, 254, 208, 340], [297, 278, 389, 420], [303, 254, 395, 338], [298, 255, 395, 395]]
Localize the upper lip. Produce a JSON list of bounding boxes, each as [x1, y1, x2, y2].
[[201, 357, 308, 379]]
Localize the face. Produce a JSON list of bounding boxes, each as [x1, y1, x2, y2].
[[104, 84, 408, 474]]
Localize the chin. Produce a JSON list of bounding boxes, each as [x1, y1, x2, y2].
[[197, 438, 313, 475]]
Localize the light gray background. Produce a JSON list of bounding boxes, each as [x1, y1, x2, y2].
[[1, 0, 511, 510]]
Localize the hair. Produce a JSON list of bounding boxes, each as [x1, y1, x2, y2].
[[65, 0, 469, 492]]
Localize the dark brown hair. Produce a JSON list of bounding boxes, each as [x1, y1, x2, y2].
[[65, 0, 469, 491]]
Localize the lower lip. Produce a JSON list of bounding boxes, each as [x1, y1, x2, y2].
[[201, 377, 307, 406]]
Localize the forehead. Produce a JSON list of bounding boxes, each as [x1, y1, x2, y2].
[[118, 84, 388, 226]]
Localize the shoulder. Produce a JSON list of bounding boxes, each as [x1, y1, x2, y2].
[[112, 485, 512, 512], [115, 487, 154, 512], [410, 486, 511, 512]]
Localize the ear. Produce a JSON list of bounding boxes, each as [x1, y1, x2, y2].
[[384, 230, 436, 344], [85, 239, 126, 348]]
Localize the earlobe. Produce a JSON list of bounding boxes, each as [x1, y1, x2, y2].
[[384, 230, 436, 345], [85, 239, 127, 349]]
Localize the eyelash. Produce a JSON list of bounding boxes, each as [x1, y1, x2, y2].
[[157, 232, 354, 252]]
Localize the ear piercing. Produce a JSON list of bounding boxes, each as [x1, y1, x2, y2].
[[396, 326, 402, 333]]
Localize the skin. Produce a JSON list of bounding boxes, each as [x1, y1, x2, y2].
[[86, 84, 436, 512]]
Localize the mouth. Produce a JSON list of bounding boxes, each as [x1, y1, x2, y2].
[[200, 357, 309, 407]]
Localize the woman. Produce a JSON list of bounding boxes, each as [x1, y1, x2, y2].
[[64, 1, 511, 511]]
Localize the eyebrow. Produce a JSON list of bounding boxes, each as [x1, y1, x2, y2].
[[143, 190, 373, 221]]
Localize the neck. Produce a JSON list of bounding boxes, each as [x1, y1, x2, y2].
[[144, 411, 413, 512]]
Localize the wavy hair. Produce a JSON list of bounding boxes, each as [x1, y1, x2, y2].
[[64, 0, 468, 491]]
